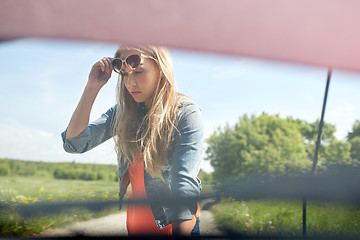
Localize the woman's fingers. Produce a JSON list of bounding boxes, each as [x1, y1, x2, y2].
[[105, 57, 113, 73], [99, 57, 114, 74], [99, 59, 105, 72], [88, 57, 114, 85]]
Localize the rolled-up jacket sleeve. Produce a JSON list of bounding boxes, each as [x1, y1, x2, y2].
[[167, 102, 203, 222], [61, 106, 116, 153]]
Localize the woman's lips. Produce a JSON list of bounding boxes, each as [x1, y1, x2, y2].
[[131, 91, 141, 96]]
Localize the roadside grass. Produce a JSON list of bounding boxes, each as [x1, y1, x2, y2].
[[0, 175, 121, 236], [0, 159, 215, 236], [0, 206, 120, 236], [0, 175, 119, 203], [210, 198, 360, 238]]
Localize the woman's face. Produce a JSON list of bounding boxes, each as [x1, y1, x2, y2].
[[120, 50, 161, 109]]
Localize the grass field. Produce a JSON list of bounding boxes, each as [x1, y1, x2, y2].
[[0, 158, 122, 236], [0, 175, 121, 236], [210, 198, 360, 238], [0, 176, 119, 202], [0, 159, 213, 236], [2, 159, 359, 238]]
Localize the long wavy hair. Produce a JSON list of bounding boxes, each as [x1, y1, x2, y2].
[[112, 45, 183, 179]]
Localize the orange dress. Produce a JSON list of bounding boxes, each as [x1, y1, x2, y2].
[[126, 157, 199, 235]]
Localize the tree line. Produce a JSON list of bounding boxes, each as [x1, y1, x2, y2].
[[206, 113, 360, 180], [0, 158, 212, 187], [0, 159, 118, 181]]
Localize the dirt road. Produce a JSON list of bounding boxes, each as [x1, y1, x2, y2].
[[39, 209, 224, 237]]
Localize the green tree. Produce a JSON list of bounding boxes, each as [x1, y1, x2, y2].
[[348, 120, 360, 167], [206, 113, 311, 180], [290, 118, 336, 145], [318, 140, 352, 172], [349, 137, 360, 167], [290, 118, 351, 173], [347, 120, 360, 141], [0, 163, 11, 176]]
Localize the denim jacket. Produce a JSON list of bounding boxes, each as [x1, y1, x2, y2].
[[61, 97, 203, 230]]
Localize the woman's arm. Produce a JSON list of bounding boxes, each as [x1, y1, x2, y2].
[[65, 85, 100, 139], [172, 219, 193, 235], [168, 100, 204, 235], [65, 57, 113, 139]]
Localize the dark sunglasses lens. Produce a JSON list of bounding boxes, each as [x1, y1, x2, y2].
[[112, 59, 122, 73], [126, 55, 141, 69]]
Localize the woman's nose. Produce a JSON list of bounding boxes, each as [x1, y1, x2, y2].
[[125, 74, 136, 86]]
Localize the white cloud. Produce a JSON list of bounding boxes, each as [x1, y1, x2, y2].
[[0, 119, 214, 173], [0, 121, 117, 165], [39, 130, 54, 137], [327, 99, 358, 140]]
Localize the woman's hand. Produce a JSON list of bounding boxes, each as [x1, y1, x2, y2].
[[88, 57, 114, 89], [172, 219, 193, 236]]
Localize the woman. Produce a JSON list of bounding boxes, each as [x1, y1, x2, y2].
[[61, 45, 203, 236]]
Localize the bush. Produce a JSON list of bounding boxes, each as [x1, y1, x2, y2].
[[0, 164, 11, 176], [17, 164, 36, 176], [54, 168, 75, 180], [1, 159, 117, 181], [54, 167, 65, 179], [78, 171, 97, 181], [1, 159, 36, 176], [54, 168, 100, 181], [96, 171, 106, 180]]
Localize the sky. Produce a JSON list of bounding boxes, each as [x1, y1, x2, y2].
[[1, 38, 360, 173]]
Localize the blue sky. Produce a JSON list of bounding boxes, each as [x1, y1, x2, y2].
[[1, 38, 360, 172]]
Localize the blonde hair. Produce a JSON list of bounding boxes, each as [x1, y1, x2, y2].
[[113, 45, 183, 179]]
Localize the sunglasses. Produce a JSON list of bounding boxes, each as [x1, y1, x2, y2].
[[112, 54, 155, 74]]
